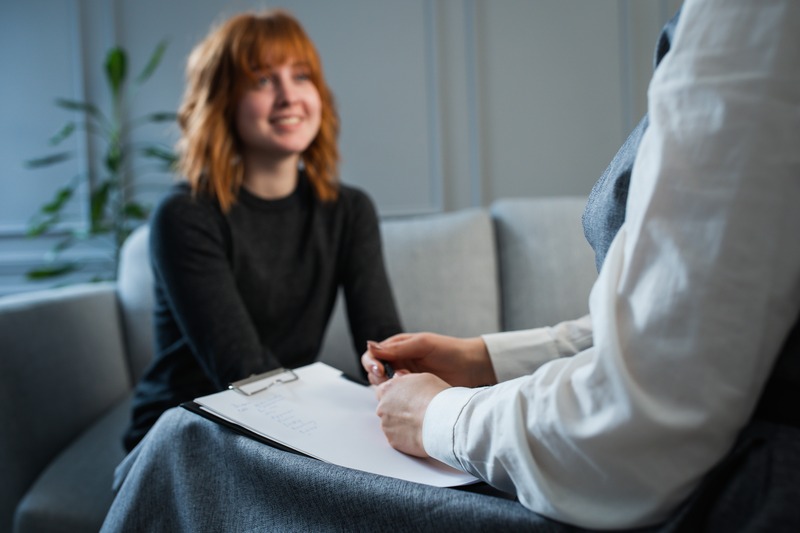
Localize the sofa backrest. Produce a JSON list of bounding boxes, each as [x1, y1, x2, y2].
[[492, 197, 597, 330], [319, 208, 501, 376], [116, 197, 597, 381]]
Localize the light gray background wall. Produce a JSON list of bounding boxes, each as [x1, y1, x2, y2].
[[0, 0, 681, 295]]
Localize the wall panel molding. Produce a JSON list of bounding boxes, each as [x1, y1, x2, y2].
[[424, 0, 445, 213]]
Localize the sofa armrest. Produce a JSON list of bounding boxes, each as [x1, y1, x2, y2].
[[0, 283, 130, 532]]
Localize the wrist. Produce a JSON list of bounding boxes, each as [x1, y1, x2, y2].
[[465, 336, 497, 387]]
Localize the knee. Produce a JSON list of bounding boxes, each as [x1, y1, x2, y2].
[[145, 407, 209, 451]]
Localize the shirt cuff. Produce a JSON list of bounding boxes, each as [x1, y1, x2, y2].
[[422, 386, 482, 471]]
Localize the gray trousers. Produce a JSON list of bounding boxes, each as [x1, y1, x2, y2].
[[100, 408, 800, 532]]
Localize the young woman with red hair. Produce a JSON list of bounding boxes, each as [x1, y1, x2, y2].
[[122, 10, 402, 451]]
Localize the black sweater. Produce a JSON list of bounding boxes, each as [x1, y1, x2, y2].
[[124, 176, 402, 450]]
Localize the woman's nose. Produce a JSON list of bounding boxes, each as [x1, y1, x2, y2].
[[275, 79, 298, 106]]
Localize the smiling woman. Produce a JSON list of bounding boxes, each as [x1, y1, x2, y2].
[[122, 9, 403, 452], [236, 60, 323, 198]]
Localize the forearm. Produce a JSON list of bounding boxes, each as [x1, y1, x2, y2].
[[342, 191, 403, 357]]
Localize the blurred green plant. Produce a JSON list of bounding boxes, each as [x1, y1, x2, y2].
[[24, 41, 177, 281]]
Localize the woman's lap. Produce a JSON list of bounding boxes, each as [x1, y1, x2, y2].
[[101, 407, 569, 533]]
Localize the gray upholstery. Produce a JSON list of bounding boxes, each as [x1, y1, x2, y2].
[[383, 209, 501, 336], [13, 399, 130, 533], [116, 226, 155, 384], [0, 196, 596, 533], [492, 197, 597, 330], [320, 208, 501, 376], [0, 285, 130, 533]]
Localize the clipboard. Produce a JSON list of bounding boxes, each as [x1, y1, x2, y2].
[[183, 362, 479, 488], [181, 400, 305, 457]]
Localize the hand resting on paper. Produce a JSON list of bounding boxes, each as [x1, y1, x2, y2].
[[365, 332, 498, 457], [374, 372, 450, 457]]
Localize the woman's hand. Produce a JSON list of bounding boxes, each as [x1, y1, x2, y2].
[[361, 332, 497, 388], [374, 372, 450, 457]]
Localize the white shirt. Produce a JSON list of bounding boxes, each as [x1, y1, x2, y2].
[[422, 0, 800, 528]]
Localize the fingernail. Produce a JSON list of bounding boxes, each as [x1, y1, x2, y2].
[[367, 340, 383, 351], [371, 364, 381, 376]]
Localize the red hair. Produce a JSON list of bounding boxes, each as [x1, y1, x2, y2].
[[177, 10, 340, 211]]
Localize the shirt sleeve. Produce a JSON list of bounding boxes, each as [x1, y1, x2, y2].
[[423, 0, 800, 528], [482, 314, 593, 382]]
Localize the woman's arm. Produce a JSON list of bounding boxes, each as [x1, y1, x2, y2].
[[405, 0, 800, 527], [338, 189, 403, 362]]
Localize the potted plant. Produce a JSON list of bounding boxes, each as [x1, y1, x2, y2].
[[25, 40, 177, 281]]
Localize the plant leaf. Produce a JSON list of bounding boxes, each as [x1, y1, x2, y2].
[[136, 40, 168, 84], [53, 235, 76, 253], [105, 47, 128, 98], [143, 112, 178, 123], [26, 216, 58, 237], [26, 263, 78, 280], [25, 152, 72, 168], [105, 142, 123, 173], [141, 145, 177, 164], [123, 201, 149, 220], [56, 98, 102, 118], [41, 186, 74, 214], [49, 122, 77, 146], [90, 182, 112, 232]]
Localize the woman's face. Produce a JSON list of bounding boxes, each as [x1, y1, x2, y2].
[[235, 60, 322, 162]]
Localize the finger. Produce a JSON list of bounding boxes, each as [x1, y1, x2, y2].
[[377, 333, 414, 345], [362, 345, 387, 378], [374, 378, 392, 401], [366, 371, 381, 386], [367, 343, 400, 379]]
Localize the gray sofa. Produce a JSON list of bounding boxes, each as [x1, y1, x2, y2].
[[0, 196, 597, 533]]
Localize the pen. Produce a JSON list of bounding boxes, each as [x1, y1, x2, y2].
[[380, 360, 395, 378]]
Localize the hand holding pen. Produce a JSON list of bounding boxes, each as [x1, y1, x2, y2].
[[361, 333, 498, 388]]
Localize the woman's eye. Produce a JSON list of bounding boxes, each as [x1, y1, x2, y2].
[[295, 72, 310, 82], [257, 76, 271, 87]]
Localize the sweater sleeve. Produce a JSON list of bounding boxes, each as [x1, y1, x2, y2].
[[339, 189, 403, 362], [150, 189, 281, 389]]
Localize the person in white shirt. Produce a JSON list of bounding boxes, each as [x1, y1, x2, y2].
[[364, 0, 800, 528], [101, 0, 800, 530]]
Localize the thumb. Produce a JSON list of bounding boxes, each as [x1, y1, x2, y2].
[[367, 340, 395, 360], [368, 335, 426, 361]]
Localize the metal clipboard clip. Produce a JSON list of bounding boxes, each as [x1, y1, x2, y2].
[[228, 367, 299, 396]]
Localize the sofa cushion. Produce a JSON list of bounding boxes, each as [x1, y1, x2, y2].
[[319, 208, 501, 376], [491, 197, 597, 330], [13, 396, 130, 533]]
